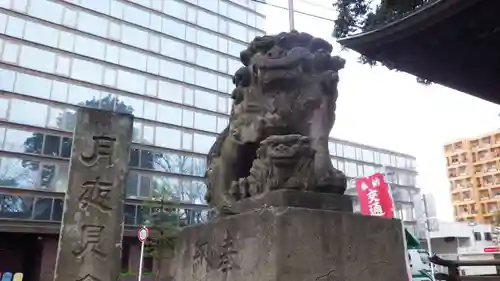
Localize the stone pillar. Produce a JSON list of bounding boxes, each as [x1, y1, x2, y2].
[[171, 190, 408, 281], [53, 108, 133, 281]]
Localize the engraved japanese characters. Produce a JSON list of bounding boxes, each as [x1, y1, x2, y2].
[[53, 109, 133, 281], [205, 31, 347, 214], [73, 225, 106, 260], [191, 230, 239, 275], [80, 136, 116, 167]]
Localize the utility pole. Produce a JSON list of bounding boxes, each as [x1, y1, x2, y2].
[[288, 0, 295, 30], [422, 194, 436, 281]]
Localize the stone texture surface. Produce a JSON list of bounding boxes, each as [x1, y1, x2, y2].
[[205, 31, 348, 215], [171, 207, 407, 281], [53, 108, 133, 281], [230, 190, 353, 214], [39, 236, 173, 281]]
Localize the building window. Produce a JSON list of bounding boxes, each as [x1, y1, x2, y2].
[[484, 232, 492, 241], [336, 143, 343, 157], [402, 205, 415, 221], [473, 232, 482, 241], [355, 147, 363, 161], [362, 149, 374, 163], [364, 165, 375, 176], [373, 151, 380, 164], [328, 142, 336, 156], [380, 153, 390, 166], [345, 161, 357, 177], [343, 145, 355, 159]]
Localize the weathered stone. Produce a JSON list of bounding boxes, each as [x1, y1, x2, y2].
[[205, 31, 348, 214], [171, 207, 407, 281], [53, 108, 133, 281], [230, 135, 317, 200], [229, 190, 353, 214]]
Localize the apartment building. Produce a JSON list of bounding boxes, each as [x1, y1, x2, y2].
[[445, 131, 500, 224], [0, 0, 264, 280]]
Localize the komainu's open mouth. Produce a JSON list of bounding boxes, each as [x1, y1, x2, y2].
[[233, 142, 260, 181]]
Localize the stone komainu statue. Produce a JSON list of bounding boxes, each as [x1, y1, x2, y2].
[[205, 31, 347, 215]]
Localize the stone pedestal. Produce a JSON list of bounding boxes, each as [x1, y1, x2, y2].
[[230, 190, 353, 214], [171, 193, 407, 281], [53, 108, 133, 281]]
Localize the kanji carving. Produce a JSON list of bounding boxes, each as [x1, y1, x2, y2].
[[72, 225, 106, 260], [218, 230, 238, 273], [79, 176, 113, 212], [80, 135, 116, 167]]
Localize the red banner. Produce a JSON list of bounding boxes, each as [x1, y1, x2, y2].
[[356, 173, 411, 281], [355, 173, 394, 218]]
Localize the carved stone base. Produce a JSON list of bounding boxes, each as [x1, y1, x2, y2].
[[171, 207, 407, 281], [230, 190, 353, 214]]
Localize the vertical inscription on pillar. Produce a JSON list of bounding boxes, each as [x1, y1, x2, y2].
[[193, 241, 213, 272], [79, 176, 113, 212], [80, 136, 116, 167], [72, 225, 106, 260], [218, 230, 238, 273], [191, 230, 239, 275], [53, 108, 133, 281]]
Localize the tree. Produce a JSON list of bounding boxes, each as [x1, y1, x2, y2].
[[332, 0, 436, 84], [148, 153, 207, 204], [143, 197, 180, 280], [143, 155, 208, 280]]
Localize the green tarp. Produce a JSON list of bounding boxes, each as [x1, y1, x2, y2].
[[406, 228, 421, 249]]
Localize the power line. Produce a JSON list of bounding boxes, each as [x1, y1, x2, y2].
[[250, 0, 335, 23]]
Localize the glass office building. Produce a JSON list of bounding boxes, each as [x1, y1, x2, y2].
[[328, 138, 420, 237], [0, 0, 265, 280]]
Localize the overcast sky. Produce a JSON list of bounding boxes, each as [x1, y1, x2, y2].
[[262, 0, 500, 220]]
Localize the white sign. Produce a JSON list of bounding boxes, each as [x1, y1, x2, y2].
[[138, 227, 149, 242]]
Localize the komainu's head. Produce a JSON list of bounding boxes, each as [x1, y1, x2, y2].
[[257, 135, 314, 167], [230, 31, 346, 144], [234, 30, 346, 93]]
